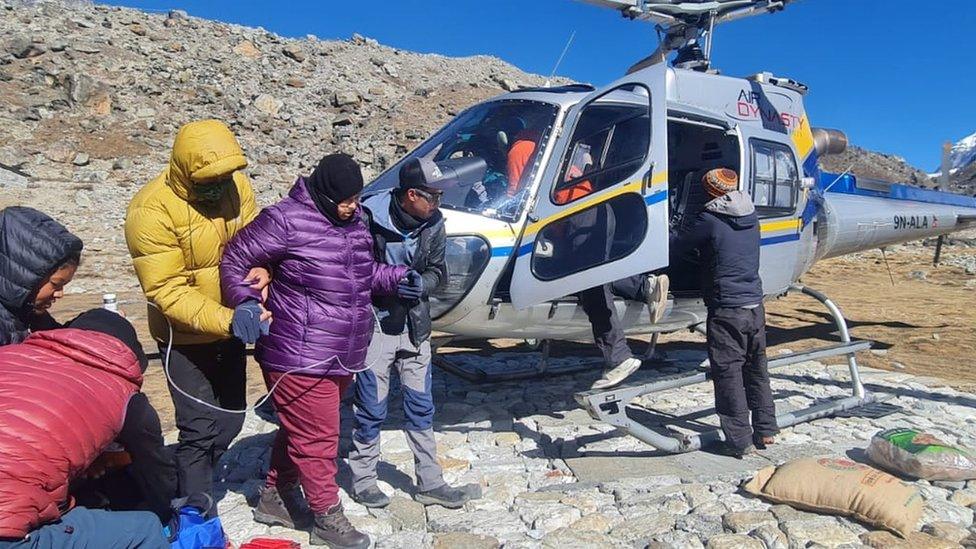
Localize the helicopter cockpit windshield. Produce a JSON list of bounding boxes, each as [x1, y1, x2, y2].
[[368, 99, 560, 222]]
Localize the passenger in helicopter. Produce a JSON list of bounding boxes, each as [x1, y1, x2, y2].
[[505, 112, 552, 197], [547, 149, 670, 390]]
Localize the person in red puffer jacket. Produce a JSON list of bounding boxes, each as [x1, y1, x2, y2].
[[0, 314, 169, 548]]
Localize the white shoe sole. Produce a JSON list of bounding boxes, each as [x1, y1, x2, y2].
[[590, 358, 642, 390], [648, 275, 670, 324]]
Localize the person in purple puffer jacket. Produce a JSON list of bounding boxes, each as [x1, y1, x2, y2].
[[220, 153, 413, 549]]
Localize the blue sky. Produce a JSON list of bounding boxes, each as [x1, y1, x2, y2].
[[109, 0, 974, 170]]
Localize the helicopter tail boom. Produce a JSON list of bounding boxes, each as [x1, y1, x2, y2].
[[818, 172, 976, 259]]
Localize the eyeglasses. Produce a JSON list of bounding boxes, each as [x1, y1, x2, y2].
[[413, 188, 443, 206]]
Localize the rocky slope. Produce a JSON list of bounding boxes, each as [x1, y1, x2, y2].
[[0, 0, 558, 293], [819, 144, 934, 187]]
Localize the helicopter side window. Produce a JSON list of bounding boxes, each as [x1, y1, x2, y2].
[[750, 140, 798, 214], [552, 85, 651, 205]]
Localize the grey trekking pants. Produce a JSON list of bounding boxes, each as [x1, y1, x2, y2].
[[349, 328, 445, 493]]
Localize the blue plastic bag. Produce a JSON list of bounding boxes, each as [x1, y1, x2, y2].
[[166, 505, 227, 549]]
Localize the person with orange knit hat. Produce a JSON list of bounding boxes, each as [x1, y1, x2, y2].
[[670, 168, 776, 458]]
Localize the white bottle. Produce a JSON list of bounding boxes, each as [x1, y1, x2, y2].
[[102, 293, 118, 313]]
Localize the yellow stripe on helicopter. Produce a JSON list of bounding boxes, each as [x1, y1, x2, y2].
[[523, 172, 669, 238]]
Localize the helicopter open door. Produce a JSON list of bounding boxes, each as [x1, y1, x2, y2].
[[511, 64, 669, 309]]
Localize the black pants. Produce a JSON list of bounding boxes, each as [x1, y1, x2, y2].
[[116, 393, 177, 521], [577, 284, 632, 368], [162, 339, 246, 501], [706, 304, 777, 450], [609, 274, 646, 302]]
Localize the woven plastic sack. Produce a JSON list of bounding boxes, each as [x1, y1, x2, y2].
[[743, 457, 923, 537], [867, 428, 976, 481]]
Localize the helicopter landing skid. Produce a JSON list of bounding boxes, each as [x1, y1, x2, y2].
[[574, 284, 874, 454]]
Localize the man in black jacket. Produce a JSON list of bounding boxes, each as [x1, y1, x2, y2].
[[350, 158, 477, 509], [671, 168, 777, 457]]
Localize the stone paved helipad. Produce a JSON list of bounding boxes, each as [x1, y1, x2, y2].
[[206, 348, 976, 548]]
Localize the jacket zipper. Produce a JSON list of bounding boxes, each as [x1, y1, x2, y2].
[[345, 230, 356, 370]]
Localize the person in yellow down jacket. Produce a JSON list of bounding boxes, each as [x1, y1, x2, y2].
[[124, 119, 270, 508]]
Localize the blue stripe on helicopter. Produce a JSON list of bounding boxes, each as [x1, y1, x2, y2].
[[502, 190, 671, 258], [799, 195, 820, 227], [496, 223, 796, 259], [645, 189, 668, 205], [495, 243, 534, 258], [802, 151, 819, 178], [760, 233, 800, 246], [820, 172, 976, 208]]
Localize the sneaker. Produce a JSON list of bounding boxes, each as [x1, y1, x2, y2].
[[311, 504, 370, 548], [415, 483, 472, 509], [590, 357, 642, 390], [351, 485, 390, 509], [253, 483, 313, 530], [646, 274, 670, 324]]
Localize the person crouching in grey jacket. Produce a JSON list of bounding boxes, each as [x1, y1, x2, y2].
[[350, 157, 480, 509]]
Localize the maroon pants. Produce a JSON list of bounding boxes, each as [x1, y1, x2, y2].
[[263, 370, 352, 513]]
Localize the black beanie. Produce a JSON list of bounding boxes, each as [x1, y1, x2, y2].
[[306, 153, 364, 225], [68, 308, 149, 373]]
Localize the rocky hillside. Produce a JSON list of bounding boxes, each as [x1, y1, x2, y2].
[[819, 144, 934, 187], [951, 163, 976, 195], [0, 1, 557, 293]]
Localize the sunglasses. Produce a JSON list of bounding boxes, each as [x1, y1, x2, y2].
[[413, 187, 443, 206]]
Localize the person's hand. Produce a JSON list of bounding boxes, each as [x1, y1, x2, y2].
[[231, 300, 264, 344], [245, 267, 272, 303], [397, 270, 424, 300]]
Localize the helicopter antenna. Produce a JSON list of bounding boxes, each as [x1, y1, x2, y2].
[[545, 30, 577, 87]]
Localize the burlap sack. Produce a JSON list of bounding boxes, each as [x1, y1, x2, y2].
[[743, 457, 923, 537]]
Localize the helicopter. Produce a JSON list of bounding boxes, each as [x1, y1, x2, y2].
[[362, 0, 976, 452]]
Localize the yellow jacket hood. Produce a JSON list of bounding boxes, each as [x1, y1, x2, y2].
[[167, 119, 248, 201]]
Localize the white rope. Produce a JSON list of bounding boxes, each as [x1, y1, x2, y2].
[[145, 301, 390, 415]]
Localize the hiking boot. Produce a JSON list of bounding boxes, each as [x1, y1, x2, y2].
[[310, 504, 369, 549], [415, 483, 472, 509], [253, 483, 313, 530], [351, 485, 390, 509], [645, 274, 670, 324], [590, 357, 642, 390]]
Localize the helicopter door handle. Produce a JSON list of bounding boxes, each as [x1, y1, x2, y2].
[[641, 163, 655, 194]]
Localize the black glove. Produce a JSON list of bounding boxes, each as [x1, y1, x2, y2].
[[231, 301, 263, 344], [397, 270, 424, 300]]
